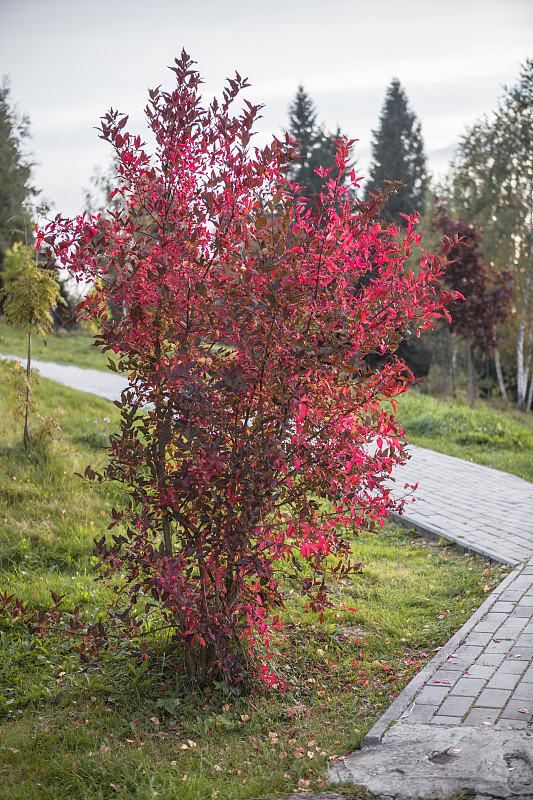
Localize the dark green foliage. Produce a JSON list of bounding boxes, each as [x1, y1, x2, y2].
[[366, 78, 427, 225], [286, 85, 354, 202], [0, 78, 36, 274]]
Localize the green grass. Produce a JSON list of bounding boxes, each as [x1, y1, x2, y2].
[[395, 389, 533, 483], [0, 318, 109, 371], [0, 373, 509, 799]]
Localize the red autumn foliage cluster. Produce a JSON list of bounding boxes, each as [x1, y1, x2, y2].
[[434, 203, 513, 356], [38, 52, 454, 685]]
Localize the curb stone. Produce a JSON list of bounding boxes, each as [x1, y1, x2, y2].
[[360, 566, 520, 746], [390, 512, 520, 567]]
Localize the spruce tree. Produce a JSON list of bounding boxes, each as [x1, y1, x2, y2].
[[0, 78, 39, 310], [366, 78, 427, 225], [286, 86, 353, 201]]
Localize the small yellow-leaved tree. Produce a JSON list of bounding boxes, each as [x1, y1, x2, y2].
[[2, 243, 64, 448]]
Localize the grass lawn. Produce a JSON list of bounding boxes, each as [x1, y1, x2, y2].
[[395, 389, 533, 483], [0, 319, 109, 372], [0, 372, 509, 800]]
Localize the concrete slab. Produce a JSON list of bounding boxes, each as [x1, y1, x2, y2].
[[328, 724, 533, 799]]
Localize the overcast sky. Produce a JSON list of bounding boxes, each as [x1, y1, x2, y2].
[[1, 0, 532, 219]]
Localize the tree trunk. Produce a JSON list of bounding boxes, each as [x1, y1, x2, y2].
[[494, 348, 508, 405], [516, 249, 533, 410], [23, 330, 31, 449], [526, 369, 533, 412], [466, 340, 475, 408], [450, 333, 458, 400]]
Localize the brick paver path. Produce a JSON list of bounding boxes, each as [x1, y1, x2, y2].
[[389, 558, 533, 734], [390, 444, 533, 566], [331, 444, 533, 798]]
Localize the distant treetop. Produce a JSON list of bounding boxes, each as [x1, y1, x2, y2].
[[366, 78, 427, 225]]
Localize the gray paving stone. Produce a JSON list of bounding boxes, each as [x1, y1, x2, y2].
[[508, 646, 533, 659], [499, 657, 529, 673], [462, 708, 499, 726], [453, 644, 484, 660], [483, 641, 511, 654], [463, 664, 496, 679], [500, 699, 533, 720], [494, 717, 531, 729], [513, 605, 533, 616], [490, 601, 515, 613], [510, 683, 533, 702], [476, 652, 506, 667], [429, 670, 460, 686], [400, 704, 437, 724], [415, 685, 449, 705], [452, 677, 486, 696], [464, 631, 492, 646], [437, 695, 475, 717], [475, 615, 508, 633], [486, 671, 521, 690], [442, 658, 475, 671], [474, 688, 513, 707]]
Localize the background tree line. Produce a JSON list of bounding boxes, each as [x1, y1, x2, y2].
[[1, 61, 531, 410]]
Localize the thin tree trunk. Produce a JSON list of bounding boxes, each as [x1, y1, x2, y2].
[[466, 340, 475, 408], [485, 358, 491, 405], [23, 330, 31, 449], [494, 348, 508, 405], [526, 369, 533, 412], [450, 333, 458, 400], [517, 245, 533, 410]]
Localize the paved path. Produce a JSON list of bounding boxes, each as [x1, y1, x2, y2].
[[329, 448, 533, 800], [3, 354, 533, 798], [390, 444, 533, 567], [0, 353, 129, 402]]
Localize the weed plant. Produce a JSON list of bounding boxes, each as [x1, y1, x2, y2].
[[0, 376, 509, 799], [396, 389, 533, 482]]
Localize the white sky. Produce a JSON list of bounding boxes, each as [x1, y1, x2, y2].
[[1, 0, 532, 219]]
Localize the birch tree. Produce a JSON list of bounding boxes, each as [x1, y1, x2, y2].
[[446, 60, 532, 409]]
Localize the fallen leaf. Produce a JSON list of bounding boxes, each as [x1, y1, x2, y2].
[[482, 721, 492, 726], [150, 716, 160, 726], [519, 708, 530, 714], [450, 748, 461, 754], [9, 748, 19, 754], [72, 760, 78, 772]]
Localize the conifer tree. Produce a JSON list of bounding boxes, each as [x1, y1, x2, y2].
[[286, 86, 353, 201], [366, 78, 427, 225], [0, 78, 37, 302]]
